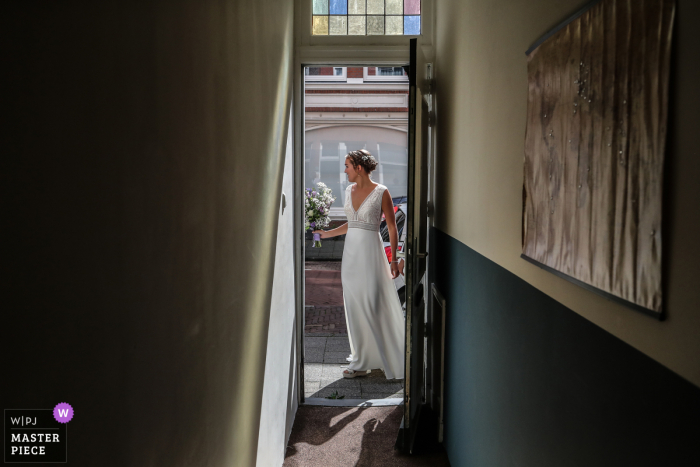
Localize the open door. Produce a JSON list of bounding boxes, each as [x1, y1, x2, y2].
[[397, 38, 430, 454]]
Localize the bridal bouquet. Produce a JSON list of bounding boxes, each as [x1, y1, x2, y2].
[[305, 182, 336, 248]]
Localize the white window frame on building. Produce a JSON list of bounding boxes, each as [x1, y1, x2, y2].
[[304, 66, 348, 81], [364, 66, 409, 81]]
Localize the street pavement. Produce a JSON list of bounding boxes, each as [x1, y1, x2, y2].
[[304, 261, 404, 400], [303, 335, 404, 400], [304, 268, 343, 306]]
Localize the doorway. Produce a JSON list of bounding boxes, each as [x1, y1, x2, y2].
[[301, 65, 410, 403]]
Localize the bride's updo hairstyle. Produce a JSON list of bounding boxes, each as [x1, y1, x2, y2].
[[346, 149, 378, 174]]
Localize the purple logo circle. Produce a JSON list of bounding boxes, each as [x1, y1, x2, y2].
[[53, 402, 73, 423]]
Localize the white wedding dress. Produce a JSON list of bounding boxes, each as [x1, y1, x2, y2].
[[342, 183, 405, 380]]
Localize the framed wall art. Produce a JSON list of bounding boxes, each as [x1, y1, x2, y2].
[[522, 0, 676, 318]]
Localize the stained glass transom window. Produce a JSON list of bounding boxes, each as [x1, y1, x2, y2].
[[312, 0, 420, 35]]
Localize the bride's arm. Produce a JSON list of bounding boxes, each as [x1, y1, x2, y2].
[[381, 189, 400, 279], [313, 222, 348, 239]]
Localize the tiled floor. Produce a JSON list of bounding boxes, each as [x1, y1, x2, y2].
[[303, 334, 404, 400]]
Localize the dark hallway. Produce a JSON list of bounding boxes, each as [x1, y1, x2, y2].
[[2, 0, 699, 466]]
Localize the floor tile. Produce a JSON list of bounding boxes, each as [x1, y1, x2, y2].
[[304, 381, 320, 392], [321, 363, 346, 379], [303, 363, 323, 382], [304, 347, 324, 363], [326, 336, 350, 342], [323, 353, 350, 364], [304, 337, 327, 348], [324, 340, 350, 351], [360, 382, 404, 393], [319, 377, 361, 389], [313, 387, 362, 399]]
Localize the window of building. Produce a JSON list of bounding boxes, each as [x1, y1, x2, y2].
[[377, 66, 406, 75], [364, 66, 408, 81], [312, 0, 421, 36], [304, 67, 348, 81], [305, 138, 408, 212]]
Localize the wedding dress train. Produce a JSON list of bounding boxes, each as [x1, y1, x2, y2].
[[342, 183, 405, 380]]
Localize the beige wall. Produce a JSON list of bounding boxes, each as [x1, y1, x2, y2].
[[2, 1, 293, 465], [434, 0, 700, 387]]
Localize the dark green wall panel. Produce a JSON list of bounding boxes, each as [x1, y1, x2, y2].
[[431, 227, 699, 466]]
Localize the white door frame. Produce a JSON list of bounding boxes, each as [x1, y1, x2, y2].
[[291, 0, 435, 407], [293, 51, 411, 404]]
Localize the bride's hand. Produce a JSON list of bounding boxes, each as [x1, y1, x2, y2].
[[390, 262, 400, 279], [312, 230, 328, 239]]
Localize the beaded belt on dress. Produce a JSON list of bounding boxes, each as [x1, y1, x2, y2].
[[348, 220, 380, 232]]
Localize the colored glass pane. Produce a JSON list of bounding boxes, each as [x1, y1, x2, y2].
[[311, 0, 421, 36], [367, 0, 384, 15], [313, 0, 329, 15], [386, 16, 403, 35], [312, 15, 329, 35], [348, 16, 366, 35], [330, 0, 347, 15], [404, 0, 420, 15], [367, 15, 384, 35], [329, 15, 348, 34], [348, 0, 365, 15], [404, 15, 420, 35], [386, 0, 403, 15]]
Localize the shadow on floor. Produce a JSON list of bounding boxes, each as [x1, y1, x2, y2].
[[284, 405, 450, 467]]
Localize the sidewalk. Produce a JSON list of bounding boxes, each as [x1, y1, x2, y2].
[[303, 335, 404, 400], [304, 261, 404, 400], [304, 268, 343, 306], [305, 306, 347, 334], [304, 262, 346, 333]]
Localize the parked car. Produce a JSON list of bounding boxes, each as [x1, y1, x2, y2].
[[379, 199, 407, 309]]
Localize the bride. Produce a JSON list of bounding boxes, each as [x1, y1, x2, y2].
[[313, 149, 405, 380]]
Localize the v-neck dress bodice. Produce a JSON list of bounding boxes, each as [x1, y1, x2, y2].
[[344, 183, 385, 232], [341, 182, 405, 380]]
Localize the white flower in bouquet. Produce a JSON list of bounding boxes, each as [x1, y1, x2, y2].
[[305, 182, 336, 248]]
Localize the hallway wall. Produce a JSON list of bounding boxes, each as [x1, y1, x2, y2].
[[1, 1, 293, 466], [431, 0, 700, 465], [433, 0, 700, 389], [431, 229, 700, 466]]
